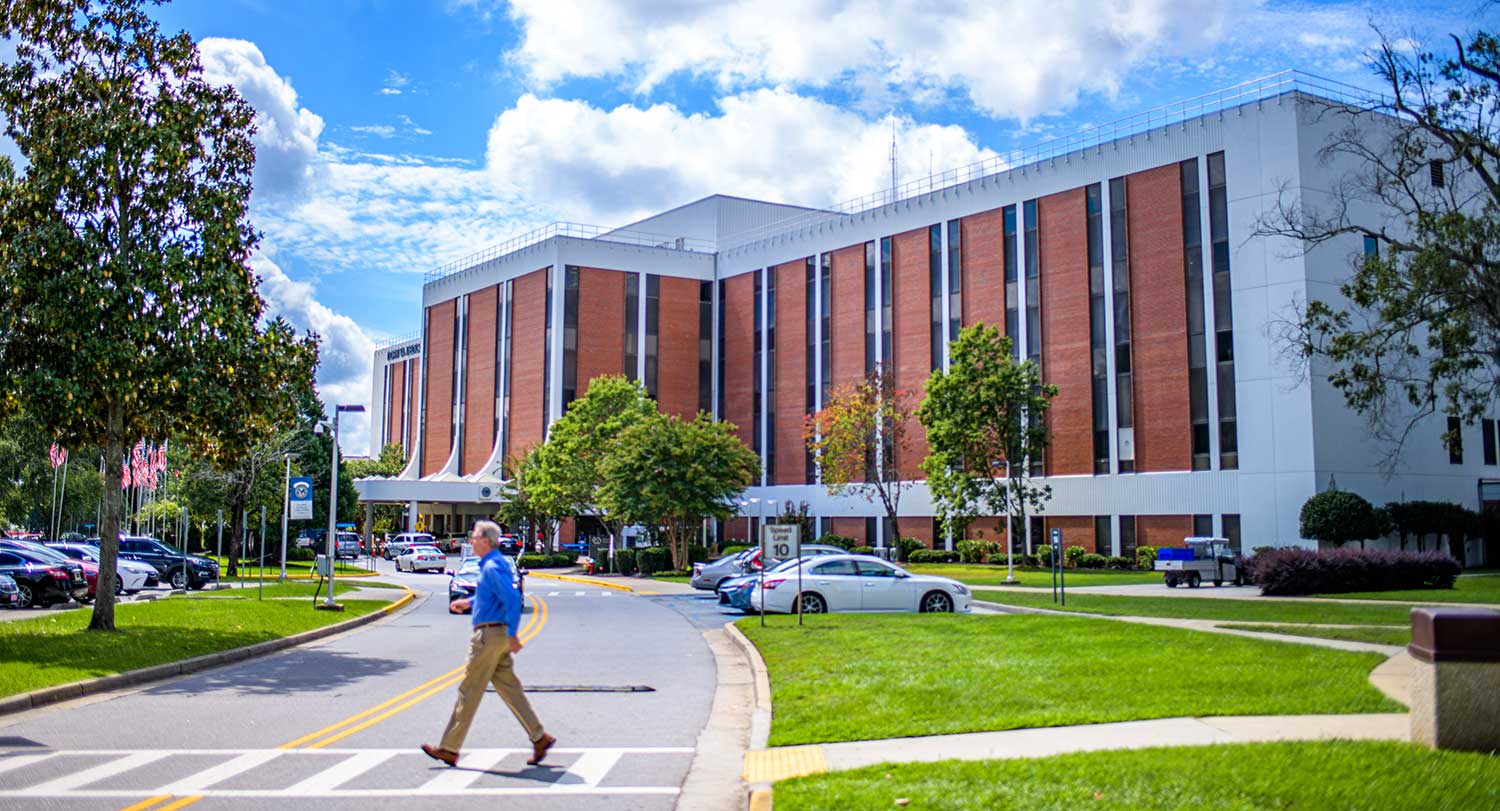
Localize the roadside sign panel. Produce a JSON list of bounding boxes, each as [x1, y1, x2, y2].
[[289, 476, 314, 520], [762, 524, 801, 560]]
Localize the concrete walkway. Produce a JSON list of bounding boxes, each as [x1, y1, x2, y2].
[[1021, 581, 1494, 607]]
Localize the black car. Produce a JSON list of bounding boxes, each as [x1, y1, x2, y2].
[[0, 574, 21, 608], [447, 556, 526, 614], [118, 536, 219, 589], [0, 549, 88, 608]]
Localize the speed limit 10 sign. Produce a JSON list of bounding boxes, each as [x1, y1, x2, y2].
[[762, 524, 801, 561]]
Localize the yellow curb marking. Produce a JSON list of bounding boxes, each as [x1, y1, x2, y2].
[[742, 745, 828, 784], [749, 788, 774, 811], [527, 571, 635, 592]]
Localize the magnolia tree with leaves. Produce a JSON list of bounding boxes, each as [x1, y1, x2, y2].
[[919, 325, 1057, 552], [494, 447, 563, 552], [0, 0, 318, 630], [805, 368, 920, 543], [599, 412, 760, 570], [1259, 30, 1500, 461]]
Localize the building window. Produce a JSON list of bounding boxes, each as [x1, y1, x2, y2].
[[1119, 515, 1137, 558], [864, 241, 877, 374], [716, 279, 726, 418], [766, 267, 777, 483], [880, 236, 893, 370], [1430, 158, 1445, 188], [1363, 235, 1379, 257], [1086, 184, 1109, 474], [1182, 158, 1210, 471], [1484, 419, 1497, 466], [929, 224, 943, 371], [542, 273, 552, 434], [947, 218, 962, 344], [699, 281, 713, 415], [753, 270, 764, 483], [1193, 514, 1213, 538], [1208, 152, 1238, 470], [1449, 415, 1464, 465], [1094, 516, 1112, 556], [1029, 515, 1044, 555], [1222, 514, 1241, 553], [499, 279, 512, 462], [1003, 205, 1019, 359], [806, 257, 817, 483], [1110, 177, 1135, 473], [452, 296, 465, 461], [645, 274, 660, 399], [562, 266, 579, 409], [624, 274, 639, 382], [865, 516, 879, 549], [1023, 199, 1042, 477], [820, 252, 831, 407]]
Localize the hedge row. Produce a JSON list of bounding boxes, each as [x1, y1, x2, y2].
[[517, 553, 577, 569], [1245, 547, 1461, 595]]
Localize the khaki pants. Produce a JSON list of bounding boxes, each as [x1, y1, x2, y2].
[[439, 625, 545, 751]]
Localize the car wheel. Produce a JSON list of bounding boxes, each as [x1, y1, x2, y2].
[[16, 583, 35, 609], [1187, 572, 1201, 589], [170, 568, 188, 590], [114, 578, 124, 596], [1213, 579, 1223, 587], [79, 595, 94, 605], [920, 591, 954, 613], [798, 592, 827, 614], [1165, 575, 1178, 588]]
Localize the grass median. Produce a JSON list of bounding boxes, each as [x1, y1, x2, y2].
[[906, 564, 1159, 588], [1316, 574, 1500, 604], [197, 581, 405, 600], [974, 590, 1422, 624], [775, 741, 1500, 810], [208, 556, 377, 579], [0, 597, 386, 698], [739, 613, 1398, 746], [1220, 624, 1412, 646]]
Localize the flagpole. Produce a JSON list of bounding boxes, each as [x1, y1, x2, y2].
[[49, 462, 58, 540], [57, 455, 68, 539]]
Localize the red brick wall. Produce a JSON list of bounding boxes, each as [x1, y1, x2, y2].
[[961, 209, 1006, 330], [1047, 515, 1098, 554], [774, 260, 808, 484], [963, 516, 1007, 544], [1128, 164, 1192, 472], [657, 275, 702, 420], [1138, 515, 1192, 549], [508, 269, 549, 457], [576, 268, 626, 396], [406, 360, 420, 465], [830, 518, 868, 546], [386, 363, 405, 455], [422, 299, 455, 476], [722, 273, 757, 450], [830, 244, 867, 389], [462, 285, 499, 475], [1040, 187, 1093, 476], [897, 517, 936, 548], [891, 227, 931, 481]]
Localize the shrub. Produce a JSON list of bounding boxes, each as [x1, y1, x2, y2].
[[1078, 553, 1108, 569], [1035, 544, 1052, 568], [896, 536, 925, 562], [815, 534, 856, 551], [1135, 545, 1158, 570], [851, 545, 876, 556], [688, 545, 712, 565], [1300, 489, 1387, 547], [908, 549, 960, 564], [286, 546, 315, 562], [721, 544, 751, 555], [1105, 555, 1134, 570], [637, 546, 673, 576], [956, 539, 1001, 564], [612, 548, 637, 575], [1245, 547, 1461, 596], [518, 554, 567, 569], [1063, 545, 1087, 568]]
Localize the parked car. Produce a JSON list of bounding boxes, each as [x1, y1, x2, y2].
[[0, 573, 20, 608], [718, 548, 850, 606], [0, 548, 88, 608], [385, 532, 435, 561], [447, 554, 526, 613], [49, 543, 157, 594], [396, 545, 447, 573], [117, 536, 219, 589], [694, 544, 848, 594], [1, 539, 98, 603], [334, 532, 363, 560], [742, 554, 972, 615], [498, 535, 523, 556]]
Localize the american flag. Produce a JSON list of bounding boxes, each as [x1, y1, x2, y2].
[[48, 442, 66, 469], [122, 458, 132, 489], [131, 440, 147, 484]]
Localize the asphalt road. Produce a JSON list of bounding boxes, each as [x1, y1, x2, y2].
[[0, 558, 727, 810]]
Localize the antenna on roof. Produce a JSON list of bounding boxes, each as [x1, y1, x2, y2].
[[889, 117, 898, 200]]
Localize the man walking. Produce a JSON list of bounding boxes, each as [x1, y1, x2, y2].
[[422, 520, 555, 767]]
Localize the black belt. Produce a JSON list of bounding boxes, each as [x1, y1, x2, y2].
[[474, 622, 506, 629]]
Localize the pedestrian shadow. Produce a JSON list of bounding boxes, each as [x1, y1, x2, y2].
[[145, 646, 412, 696], [429, 762, 566, 783]]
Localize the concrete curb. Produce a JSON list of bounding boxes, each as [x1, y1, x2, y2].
[[0, 587, 418, 718], [724, 622, 776, 809], [527, 571, 635, 592], [676, 627, 757, 811]]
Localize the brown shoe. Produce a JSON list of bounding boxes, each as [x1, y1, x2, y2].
[[421, 743, 459, 767], [526, 733, 556, 765]]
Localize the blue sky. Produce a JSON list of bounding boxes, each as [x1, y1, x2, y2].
[[139, 0, 1482, 453]]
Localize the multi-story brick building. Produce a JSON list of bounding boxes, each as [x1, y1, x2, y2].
[[354, 73, 1495, 564]]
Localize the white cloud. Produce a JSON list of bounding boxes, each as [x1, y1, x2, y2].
[[252, 252, 376, 455], [381, 69, 410, 96], [499, 0, 1231, 121], [397, 114, 433, 136], [484, 89, 999, 224], [351, 124, 398, 138], [198, 37, 325, 200]]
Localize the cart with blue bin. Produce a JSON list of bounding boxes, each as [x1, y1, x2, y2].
[[1154, 537, 1243, 588]]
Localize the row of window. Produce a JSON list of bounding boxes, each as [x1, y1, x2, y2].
[[1449, 416, 1500, 466], [730, 514, 1243, 554]]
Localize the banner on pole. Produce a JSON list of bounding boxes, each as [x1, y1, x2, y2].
[[289, 477, 314, 520]]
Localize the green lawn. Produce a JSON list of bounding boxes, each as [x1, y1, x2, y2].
[[197, 581, 405, 600], [207, 556, 376, 578], [906, 564, 1159, 588], [646, 573, 692, 583], [739, 614, 1397, 746], [975, 590, 1422, 625], [1317, 575, 1500, 604], [1219, 624, 1412, 647], [0, 598, 385, 697], [775, 741, 1500, 810]]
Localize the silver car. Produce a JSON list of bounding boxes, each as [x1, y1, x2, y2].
[[691, 544, 849, 593]]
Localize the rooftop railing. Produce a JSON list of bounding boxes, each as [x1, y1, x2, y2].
[[423, 222, 716, 284], [374, 332, 420, 350]]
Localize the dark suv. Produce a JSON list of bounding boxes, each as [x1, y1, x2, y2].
[[0, 548, 88, 607], [118, 536, 220, 589]]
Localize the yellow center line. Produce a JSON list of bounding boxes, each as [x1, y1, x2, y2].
[[298, 594, 550, 750], [153, 797, 203, 811], [118, 795, 173, 811]]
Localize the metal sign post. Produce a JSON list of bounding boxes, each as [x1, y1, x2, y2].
[[1050, 527, 1064, 606], [259, 506, 267, 601]]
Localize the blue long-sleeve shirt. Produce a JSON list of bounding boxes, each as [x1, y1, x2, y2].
[[471, 550, 522, 634]]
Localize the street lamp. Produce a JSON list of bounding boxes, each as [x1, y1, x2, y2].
[[280, 452, 300, 582], [316, 404, 364, 611]]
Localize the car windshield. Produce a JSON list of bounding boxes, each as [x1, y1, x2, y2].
[[410, 546, 441, 555], [457, 559, 480, 575], [768, 557, 810, 573], [12, 543, 68, 563], [61, 546, 99, 562]]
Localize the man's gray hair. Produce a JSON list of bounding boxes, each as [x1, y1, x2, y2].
[[472, 521, 502, 543]]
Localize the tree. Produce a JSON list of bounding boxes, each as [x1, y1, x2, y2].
[[345, 443, 407, 536], [1259, 30, 1500, 460], [599, 412, 760, 570], [918, 325, 1057, 553], [0, 1, 318, 629], [533, 375, 657, 541], [494, 448, 563, 552], [1299, 489, 1387, 548], [776, 500, 815, 548], [805, 368, 920, 544]]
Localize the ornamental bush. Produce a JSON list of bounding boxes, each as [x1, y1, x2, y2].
[[287, 546, 315, 562], [908, 549, 960, 564], [613, 548, 637, 575], [1035, 544, 1052, 568], [1078, 553, 1108, 569], [896, 536, 925, 562], [1244, 547, 1461, 595], [956, 539, 1000, 564], [852, 545, 876, 556], [815, 534, 856, 551], [1135, 545, 1158, 570], [637, 546, 673, 576], [1299, 489, 1387, 547], [1063, 545, 1087, 568], [1105, 555, 1134, 570], [518, 553, 564, 569], [721, 544, 751, 555]]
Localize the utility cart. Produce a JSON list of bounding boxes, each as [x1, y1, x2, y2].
[[1154, 537, 1244, 588]]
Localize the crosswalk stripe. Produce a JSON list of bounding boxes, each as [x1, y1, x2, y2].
[[0, 753, 56, 776], [25, 751, 169, 793], [565, 750, 623, 787], [157, 750, 283, 794], [574, 591, 586, 596], [282, 751, 396, 793], [546, 591, 559, 596], [417, 749, 511, 792]]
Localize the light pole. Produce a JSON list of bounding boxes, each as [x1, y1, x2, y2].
[[318, 404, 365, 611], [993, 460, 1018, 585], [280, 452, 299, 582]]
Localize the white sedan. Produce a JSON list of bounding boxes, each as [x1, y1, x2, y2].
[[51, 543, 156, 594], [744, 554, 972, 615], [396, 545, 448, 573]]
